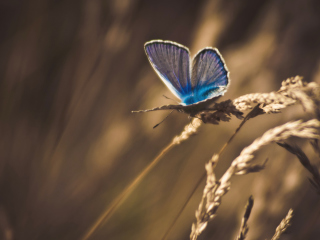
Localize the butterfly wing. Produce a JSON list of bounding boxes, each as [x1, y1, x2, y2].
[[144, 40, 192, 100], [186, 48, 229, 105]]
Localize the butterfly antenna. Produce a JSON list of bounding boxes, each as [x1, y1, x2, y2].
[[163, 95, 179, 104], [153, 110, 174, 129]]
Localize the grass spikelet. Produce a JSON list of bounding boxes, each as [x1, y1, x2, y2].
[[233, 92, 296, 113], [277, 142, 320, 194], [172, 118, 202, 144], [190, 119, 320, 240], [85, 76, 319, 240], [271, 209, 294, 240], [235, 196, 254, 240], [200, 76, 319, 125]]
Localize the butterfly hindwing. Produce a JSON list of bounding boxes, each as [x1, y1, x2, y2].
[[144, 40, 192, 100], [189, 48, 229, 104]]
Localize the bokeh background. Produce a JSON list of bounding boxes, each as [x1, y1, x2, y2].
[[1, 0, 320, 239]]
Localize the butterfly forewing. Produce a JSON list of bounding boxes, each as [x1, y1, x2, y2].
[[190, 48, 229, 102], [144, 41, 192, 100]]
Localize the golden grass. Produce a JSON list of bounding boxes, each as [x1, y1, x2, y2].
[[83, 76, 320, 240]]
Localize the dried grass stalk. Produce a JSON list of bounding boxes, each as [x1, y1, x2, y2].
[[277, 142, 320, 194], [199, 76, 320, 124], [235, 196, 254, 240], [233, 76, 320, 114], [82, 118, 202, 240], [190, 119, 320, 240], [271, 209, 293, 240], [172, 118, 202, 144], [134, 76, 320, 125]]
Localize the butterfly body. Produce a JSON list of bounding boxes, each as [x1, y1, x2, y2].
[[135, 40, 230, 115], [179, 96, 222, 115]]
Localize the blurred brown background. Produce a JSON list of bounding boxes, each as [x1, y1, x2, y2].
[[1, 0, 320, 239]]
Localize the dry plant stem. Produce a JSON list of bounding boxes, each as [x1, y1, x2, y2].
[[81, 119, 202, 240], [164, 77, 319, 239], [161, 107, 257, 240], [190, 119, 320, 240], [233, 76, 320, 115], [81, 144, 173, 240], [235, 196, 254, 240], [219, 104, 261, 155], [271, 209, 293, 240], [277, 142, 320, 194], [161, 174, 206, 240]]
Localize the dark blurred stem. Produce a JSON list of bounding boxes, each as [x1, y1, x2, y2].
[[217, 105, 261, 155], [81, 143, 175, 240], [161, 105, 260, 240], [161, 173, 206, 240]]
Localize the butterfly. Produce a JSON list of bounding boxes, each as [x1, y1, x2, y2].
[[133, 40, 230, 116]]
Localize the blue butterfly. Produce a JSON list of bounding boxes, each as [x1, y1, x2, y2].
[[134, 40, 230, 116]]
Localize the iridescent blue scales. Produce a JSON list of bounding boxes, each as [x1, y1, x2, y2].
[[134, 40, 230, 116]]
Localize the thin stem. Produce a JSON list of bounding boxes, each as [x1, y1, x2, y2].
[[82, 144, 174, 240], [82, 118, 202, 240], [161, 106, 259, 240]]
